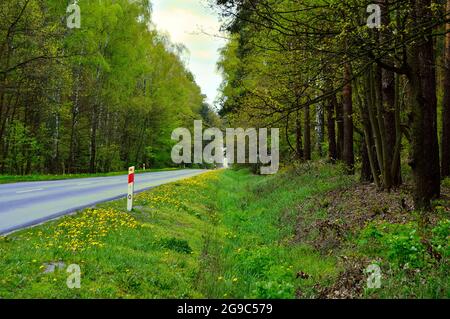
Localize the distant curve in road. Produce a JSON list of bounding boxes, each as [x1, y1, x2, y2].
[[0, 169, 207, 235]]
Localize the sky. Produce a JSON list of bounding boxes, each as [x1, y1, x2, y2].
[[151, 0, 227, 106]]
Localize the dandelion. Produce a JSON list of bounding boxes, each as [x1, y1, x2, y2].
[[36, 208, 139, 252]]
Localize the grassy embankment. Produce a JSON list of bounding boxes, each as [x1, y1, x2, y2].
[[0, 168, 181, 184], [0, 164, 448, 298]]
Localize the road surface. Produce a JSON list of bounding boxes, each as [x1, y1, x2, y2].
[[0, 169, 207, 235]]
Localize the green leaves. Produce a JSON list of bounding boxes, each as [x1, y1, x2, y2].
[[0, 0, 207, 174]]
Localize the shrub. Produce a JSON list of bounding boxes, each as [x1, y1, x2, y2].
[[386, 228, 426, 268], [358, 222, 426, 268], [442, 178, 450, 189]]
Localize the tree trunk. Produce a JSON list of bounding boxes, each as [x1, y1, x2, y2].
[[68, 65, 82, 173], [382, 67, 401, 184], [295, 110, 303, 160], [343, 63, 354, 174], [391, 72, 403, 185], [407, 0, 441, 209], [336, 100, 344, 160], [304, 105, 311, 160], [316, 104, 325, 157], [327, 95, 337, 162], [356, 74, 381, 187], [361, 138, 373, 183], [442, 0, 450, 178], [52, 112, 60, 174], [89, 105, 98, 174], [380, 0, 402, 187], [375, 66, 392, 189]]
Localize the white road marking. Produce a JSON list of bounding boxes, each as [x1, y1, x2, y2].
[[16, 188, 44, 194]]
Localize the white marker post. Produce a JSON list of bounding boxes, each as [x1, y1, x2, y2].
[[127, 166, 135, 212]]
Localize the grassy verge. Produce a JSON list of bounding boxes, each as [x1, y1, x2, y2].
[[196, 164, 354, 298], [0, 168, 181, 184], [0, 164, 448, 298]]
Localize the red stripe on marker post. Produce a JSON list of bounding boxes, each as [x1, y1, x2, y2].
[[127, 166, 135, 212], [128, 172, 135, 184]]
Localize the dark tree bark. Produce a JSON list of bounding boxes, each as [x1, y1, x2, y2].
[[316, 104, 325, 157], [382, 68, 401, 184], [374, 66, 393, 189], [336, 100, 344, 160], [304, 105, 311, 160], [407, 0, 441, 209], [357, 73, 381, 187], [442, 0, 450, 178], [343, 63, 354, 174], [296, 110, 303, 160], [380, 0, 402, 187], [361, 138, 373, 183], [327, 95, 337, 162]]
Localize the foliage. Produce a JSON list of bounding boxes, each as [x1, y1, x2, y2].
[[431, 219, 450, 258], [0, 0, 219, 175], [358, 220, 450, 269]]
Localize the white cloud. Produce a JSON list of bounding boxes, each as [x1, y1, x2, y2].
[[151, 0, 226, 105]]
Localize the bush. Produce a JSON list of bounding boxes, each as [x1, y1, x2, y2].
[[386, 228, 426, 268], [359, 219, 449, 269], [442, 178, 450, 189], [358, 222, 427, 268]]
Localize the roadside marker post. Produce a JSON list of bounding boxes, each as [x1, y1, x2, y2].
[[127, 166, 135, 212]]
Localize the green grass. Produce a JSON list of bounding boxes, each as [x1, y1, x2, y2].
[[0, 168, 181, 184], [0, 171, 219, 298], [355, 218, 450, 298], [196, 164, 354, 298], [0, 163, 448, 298]]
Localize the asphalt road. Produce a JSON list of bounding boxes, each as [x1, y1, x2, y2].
[[0, 169, 207, 235]]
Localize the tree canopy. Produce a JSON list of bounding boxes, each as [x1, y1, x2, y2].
[[0, 0, 216, 174]]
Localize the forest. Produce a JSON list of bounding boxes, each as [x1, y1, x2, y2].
[[215, 0, 450, 209], [0, 0, 218, 176]]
